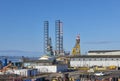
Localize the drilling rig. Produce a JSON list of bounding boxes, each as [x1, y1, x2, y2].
[[72, 35, 81, 56], [46, 37, 53, 56]]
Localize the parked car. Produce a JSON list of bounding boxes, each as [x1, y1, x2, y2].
[[94, 72, 105, 76]]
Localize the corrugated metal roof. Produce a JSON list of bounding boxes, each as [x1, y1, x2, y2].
[[69, 55, 120, 58], [88, 50, 120, 53]]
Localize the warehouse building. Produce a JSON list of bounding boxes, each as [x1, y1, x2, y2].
[[24, 60, 68, 73], [70, 55, 120, 67], [23, 55, 68, 73]]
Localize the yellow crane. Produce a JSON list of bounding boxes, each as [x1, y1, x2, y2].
[[72, 35, 81, 56]]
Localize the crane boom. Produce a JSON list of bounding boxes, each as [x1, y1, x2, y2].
[[72, 35, 81, 55]]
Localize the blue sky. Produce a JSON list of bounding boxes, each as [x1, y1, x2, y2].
[[0, 0, 120, 56]]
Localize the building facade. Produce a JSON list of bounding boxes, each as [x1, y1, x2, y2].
[[23, 60, 68, 73], [70, 55, 120, 67]]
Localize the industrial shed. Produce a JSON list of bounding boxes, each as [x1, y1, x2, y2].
[[23, 60, 68, 73], [70, 55, 120, 67]]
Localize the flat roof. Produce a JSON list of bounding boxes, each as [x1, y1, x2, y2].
[[88, 50, 120, 53], [24, 60, 53, 63], [69, 55, 120, 58]]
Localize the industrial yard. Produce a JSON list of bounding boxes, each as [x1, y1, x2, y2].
[[1, 0, 120, 80], [0, 61, 120, 81], [0, 21, 120, 81]]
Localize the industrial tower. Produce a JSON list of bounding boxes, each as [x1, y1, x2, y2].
[[44, 21, 49, 54], [44, 21, 53, 56], [55, 20, 64, 56], [72, 35, 81, 56]]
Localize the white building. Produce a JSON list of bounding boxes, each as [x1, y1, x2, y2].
[[6, 69, 37, 77], [34, 64, 68, 73], [23, 59, 68, 73], [70, 55, 120, 67], [88, 50, 120, 56]]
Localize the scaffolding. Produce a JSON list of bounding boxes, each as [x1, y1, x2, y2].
[[55, 20, 64, 55], [44, 21, 49, 54]]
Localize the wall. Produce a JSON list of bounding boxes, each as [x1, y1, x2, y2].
[[57, 64, 68, 72], [14, 69, 31, 77], [6, 69, 38, 77], [70, 57, 120, 67], [35, 64, 68, 73], [35, 65, 57, 73]]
